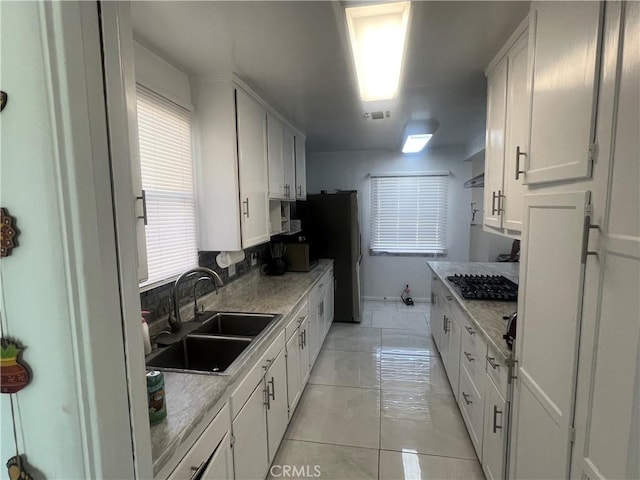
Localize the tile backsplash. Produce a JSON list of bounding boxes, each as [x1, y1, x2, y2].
[[140, 244, 270, 330]]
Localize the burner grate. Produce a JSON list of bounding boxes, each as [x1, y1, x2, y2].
[[446, 274, 518, 301]]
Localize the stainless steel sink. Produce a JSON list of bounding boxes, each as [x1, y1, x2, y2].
[[195, 312, 277, 337], [146, 335, 252, 374]]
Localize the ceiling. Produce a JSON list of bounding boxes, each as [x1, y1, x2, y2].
[[131, 1, 529, 153]]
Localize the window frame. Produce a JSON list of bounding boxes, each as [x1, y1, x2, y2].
[[369, 171, 449, 256]]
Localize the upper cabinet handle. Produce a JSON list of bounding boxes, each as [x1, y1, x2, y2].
[[242, 198, 250, 217], [136, 189, 148, 226], [516, 146, 527, 180]]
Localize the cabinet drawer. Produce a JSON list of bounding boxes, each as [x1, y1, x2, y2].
[[231, 330, 285, 419], [459, 365, 484, 458], [454, 305, 485, 357], [460, 331, 484, 391], [285, 300, 308, 341], [168, 404, 230, 480], [485, 345, 509, 399]]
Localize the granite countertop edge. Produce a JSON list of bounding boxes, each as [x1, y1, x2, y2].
[[427, 261, 518, 361], [150, 259, 334, 476]]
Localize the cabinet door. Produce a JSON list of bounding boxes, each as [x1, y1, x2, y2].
[[572, 5, 640, 478], [286, 330, 302, 416], [266, 349, 288, 462], [509, 191, 590, 479], [307, 286, 322, 364], [459, 364, 484, 459], [484, 56, 508, 229], [236, 89, 270, 248], [439, 306, 450, 367], [482, 377, 507, 480], [326, 272, 335, 332], [525, 1, 604, 185], [502, 30, 528, 233], [267, 112, 285, 200], [445, 315, 462, 400], [232, 380, 269, 480], [299, 318, 311, 384], [201, 432, 234, 480], [294, 134, 306, 200], [283, 126, 296, 201]]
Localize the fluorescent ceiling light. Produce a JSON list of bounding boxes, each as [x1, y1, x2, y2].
[[402, 134, 433, 153], [346, 2, 411, 102], [401, 119, 439, 153]]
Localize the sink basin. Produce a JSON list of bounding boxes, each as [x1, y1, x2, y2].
[[146, 335, 251, 374], [195, 312, 277, 337]]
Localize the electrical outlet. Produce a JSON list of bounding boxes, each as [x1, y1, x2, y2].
[[251, 252, 258, 266], [228, 263, 236, 277]]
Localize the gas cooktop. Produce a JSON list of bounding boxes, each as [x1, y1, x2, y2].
[[446, 274, 518, 301]]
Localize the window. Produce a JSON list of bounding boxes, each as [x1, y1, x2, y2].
[[370, 172, 448, 254], [137, 86, 198, 287]]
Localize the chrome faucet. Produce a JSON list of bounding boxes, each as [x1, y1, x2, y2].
[[193, 276, 214, 320], [170, 267, 224, 333]]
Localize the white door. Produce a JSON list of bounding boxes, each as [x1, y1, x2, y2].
[[510, 191, 591, 479], [484, 56, 508, 229], [439, 304, 451, 368], [482, 377, 507, 480], [201, 432, 234, 480], [266, 349, 288, 462], [286, 331, 302, 417], [236, 89, 270, 248], [572, 4, 640, 478], [267, 112, 285, 200], [294, 134, 307, 200], [445, 315, 462, 401], [232, 380, 269, 480], [502, 30, 529, 233], [299, 318, 311, 384], [525, 1, 604, 185], [283, 126, 296, 201]]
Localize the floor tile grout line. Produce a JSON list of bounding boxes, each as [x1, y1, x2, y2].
[[281, 437, 381, 452], [378, 447, 480, 463]]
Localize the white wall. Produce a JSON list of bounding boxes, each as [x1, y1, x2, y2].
[[306, 148, 472, 301]]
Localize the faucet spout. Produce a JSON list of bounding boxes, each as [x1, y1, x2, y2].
[[171, 267, 224, 333]]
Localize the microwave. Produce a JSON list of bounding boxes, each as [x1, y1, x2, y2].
[[284, 243, 318, 272]]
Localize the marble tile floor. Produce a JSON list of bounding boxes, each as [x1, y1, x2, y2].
[[270, 300, 484, 480]]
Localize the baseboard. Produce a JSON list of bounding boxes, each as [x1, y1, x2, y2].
[[363, 296, 430, 303]]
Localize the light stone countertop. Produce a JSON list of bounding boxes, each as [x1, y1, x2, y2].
[[427, 261, 519, 361], [149, 259, 334, 476]]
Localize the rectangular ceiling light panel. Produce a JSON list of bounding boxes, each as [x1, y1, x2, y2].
[[402, 134, 433, 153], [346, 2, 411, 102]]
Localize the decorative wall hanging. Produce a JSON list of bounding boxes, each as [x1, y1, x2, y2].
[[1, 339, 30, 394], [1, 208, 19, 257], [0, 91, 7, 112], [1, 336, 34, 479]]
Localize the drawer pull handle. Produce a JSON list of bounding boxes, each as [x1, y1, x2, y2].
[[464, 351, 474, 362], [493, 405, 503, 433], [462, 392, 472, 405], [486, 356, 499, 370], [445, 295, 453, 301], [268, 376, 276, 401], [465, 326, 475, 335], [190, 461, 207, 479], [515, 146, 527, 180]]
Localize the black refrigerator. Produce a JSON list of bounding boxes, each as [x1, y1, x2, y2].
[[298, 192, 363, 323]]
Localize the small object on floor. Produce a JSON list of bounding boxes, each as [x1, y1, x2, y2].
[[401, 284, 414, 306], [6, 455, 33, 480]]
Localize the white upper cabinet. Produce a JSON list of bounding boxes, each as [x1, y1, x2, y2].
[[295, 133, 307, 200], [484, 56, 508, 230], [525, 1, 604, 185], [193, 76, 304, 251], [236, 89, 271, 248], [267, 112, 285, 200], [283, 126, 296, 201], [484, 19, 529, 236]]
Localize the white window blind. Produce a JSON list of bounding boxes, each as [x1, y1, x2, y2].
[[370, 173, 448, 254], [137, 86, 198, 287]]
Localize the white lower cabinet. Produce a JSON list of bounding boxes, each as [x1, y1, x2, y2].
[[169, 404, 233, 480], [459, 364, 484, 458], [298, 317, 310, 384], [285, 331, 302, 415], [200, 432, 234, 480], [482, 375, 507, 480], [232, 382, 270, 480], [443, 313, 462, 400], [266, 349, 288, 462]]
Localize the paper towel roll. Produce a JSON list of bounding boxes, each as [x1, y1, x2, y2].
[[216, 250, 246, 268]]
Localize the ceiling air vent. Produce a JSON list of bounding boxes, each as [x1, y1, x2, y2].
[[363, 110, 391, 120]]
